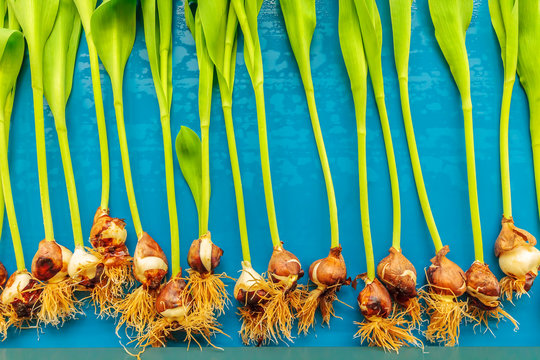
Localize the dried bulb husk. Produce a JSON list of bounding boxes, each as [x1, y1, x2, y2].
[[354, 277, 420, 352], [68, 246, 104, 288], [426, 246, 466, 296], [267, 243, 303, 289], [89, 207, 130, 267], [0, 270, 42, 323], [494, 217, 540, 300], [133, 232, 168, 290], [31, 240, 66, 282], [187, 232, 223, 274], [0, 261, 7, 287], [298, 246, 350, 334], [377, 247, 417, 306]]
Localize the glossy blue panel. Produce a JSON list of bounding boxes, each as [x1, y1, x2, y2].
[[1, 0, 538, 349]]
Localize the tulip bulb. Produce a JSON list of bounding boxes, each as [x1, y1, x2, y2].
[[155, 277, 191, 323], [267, 244, 303, 289], [495, 217, 540, 285], [234, 261, 266, 307], [309, 246, 348, 288], [377, 247, 417, 306], [1, 271, 41, 319], [465, 261, 500, 310], [357, 278, 392, 319], [0, 262, 7, 287], [89, 208, 130, 267], [426, 246, 466, 297], [187, 232, 223, 274], [68, 246, 104, 287], [31, 240, 71, 282], [133, 232, 168, 289]]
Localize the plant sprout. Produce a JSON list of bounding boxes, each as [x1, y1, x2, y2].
[[128, 0, 222, 350], [73, 0, 133, 316], [497, 0, 540, 300], [0, 25, 42, 332], [178, 0, 229, 324], [339, 0, 419, 351], [427, 0, 515, 344], [229, 0, 306, 342], [8, 0, 80, 328], [279, 0, 346, 336], [89, 0, 169, 337]]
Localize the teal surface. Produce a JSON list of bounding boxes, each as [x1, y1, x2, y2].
[[0, 0, 539, 349]]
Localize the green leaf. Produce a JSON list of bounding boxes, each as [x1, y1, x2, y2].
[[184, 0, 195, 36], [338, 0, 367, 91], [8, 0, 59, 54], [517, 0, 540, 98], [389, 0, 413, 78], [90, 0, 137, 94], [198, 0, 228, 77], [72, 0, 96, 34], [1, 0, 6, 28], [176, 126, 204, 219], [428, 0, 473, 99], [353, 0, 384, 94], [279, 0, 315, 82], [141, 0, 167, 112], [43, 0, 81, 121], [0, 28, 24, 108], [489, 0, 518, 82], [237, 0, 263, 86]]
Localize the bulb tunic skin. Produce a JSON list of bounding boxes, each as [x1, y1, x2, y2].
[[31, 240, 65, 282], [267, 244, 303, 288], [1, 271, 42, 319], [465, 261, 500, 310], [309, 246, 348, 288], [0, 262, 7, 287], [156, 276, 190, 322], [90, 208, 130, 267], [426, 246, 466, 296], [357, 278, 392, 319]]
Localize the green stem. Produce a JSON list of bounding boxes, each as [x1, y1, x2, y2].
[[399, 78, 443, 252], [87, 36, 110, 210], [0, 106, 24, 270], [500, 80, 514, 218], [29, 51, 54, 242], [254, 84, 280, 248], [161, 114, 179, 275], [374, 95, 401, 250], [55, 115, 84, 247], [529, 96, 540, 220], [199, 96, 211, 237], [463, 99, 483, 263], [112, 88, 143, 238], [352, 87, 374, 281], [300, 69, 339, 249], [221, 98, 250, 263]]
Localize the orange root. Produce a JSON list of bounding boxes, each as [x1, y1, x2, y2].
[[36, 280, 81, 328], [186, 270, 230, 317], [419, 289, 468, 346], [91, 263, 134, 318], [354, 312, 421, 352], [115, 286, 158, 338], [467, 304, 518, 333], [500, 276, 528, 303]]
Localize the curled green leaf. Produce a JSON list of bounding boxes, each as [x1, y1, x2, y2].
[[176, 126, 204, 220]]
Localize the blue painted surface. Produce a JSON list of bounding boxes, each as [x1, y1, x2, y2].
[[0, 0, 538, 349]]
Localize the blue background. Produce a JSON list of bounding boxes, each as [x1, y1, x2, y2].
[[1, 0, 539, 349]]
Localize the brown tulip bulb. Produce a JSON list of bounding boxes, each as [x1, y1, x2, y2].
[[187, 232, 223, 274], [465, 261, 500, 310], [309, 246, 348, 288], [155, 276, 191, 322], [267, 243, 303, 288], [426, 246, 466, 297], [495, 217, 540, 289], [133, 232, 168, 290], [377, 247, 417, 306], [89, 207, 130, 267], [31, 240, 72, 282], [68, 246, 104, 288], [357, 278, 392, 319], [1, 271, 42, 318], [0, 261, 7, 287], [234, 262, 267, 308]]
